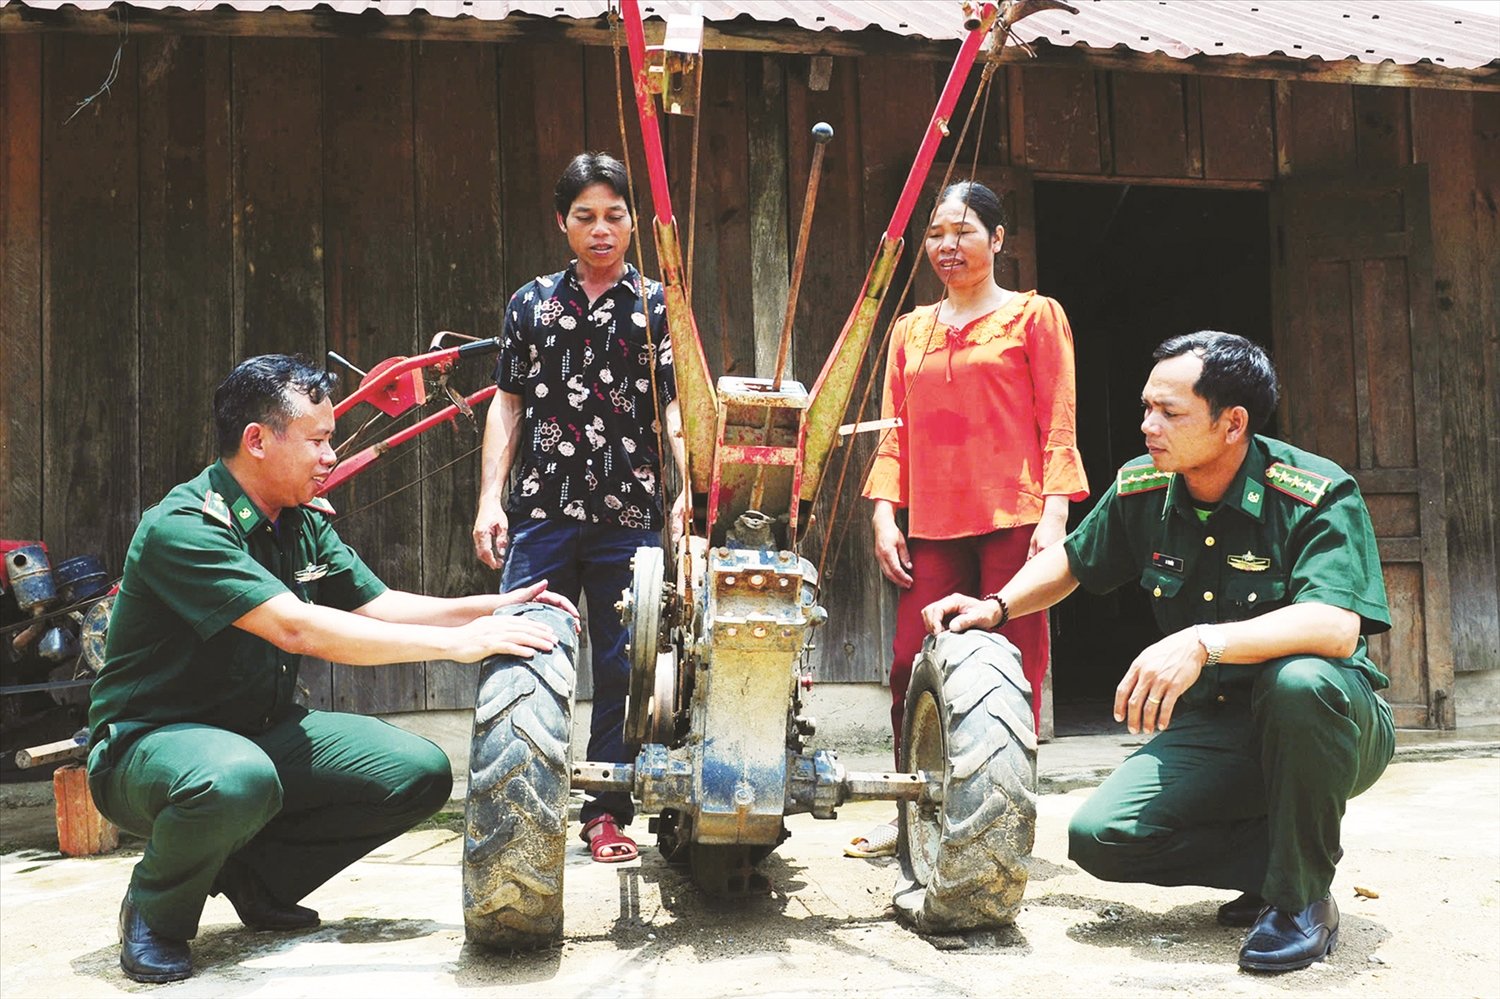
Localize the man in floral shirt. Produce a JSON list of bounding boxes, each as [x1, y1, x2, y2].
[[474, 151, 684, 863]]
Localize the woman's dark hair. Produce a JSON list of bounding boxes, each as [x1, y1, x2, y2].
[[214, 354, 337, 456], [554, 151, 632, 218], [1153, 331, 1280, 433], [935, 180, 1006, 235]]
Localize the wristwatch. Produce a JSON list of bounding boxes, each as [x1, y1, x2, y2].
[[1196, 624, 1227, 668]]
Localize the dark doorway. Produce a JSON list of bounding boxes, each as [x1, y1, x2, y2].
[[1034, 181, 1273, 731]]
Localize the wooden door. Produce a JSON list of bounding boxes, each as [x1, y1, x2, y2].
[[1271, 166, 1454, 728]]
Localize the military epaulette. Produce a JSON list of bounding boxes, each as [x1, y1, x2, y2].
[[1117, 464, 1174, 496], [303, 496, 337, 516], [202, 490, 234, 528], [1265, 462, 1332, 507]]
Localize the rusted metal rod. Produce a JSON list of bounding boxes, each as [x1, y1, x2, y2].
[[839, 769, 942, 804], [771, 122, 834, 392]]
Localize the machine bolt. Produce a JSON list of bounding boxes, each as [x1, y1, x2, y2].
[[778, 577, 791, 588], [724, 575, 737, 587], [752, 625, 767, 638], [749, 573, 765, 587]]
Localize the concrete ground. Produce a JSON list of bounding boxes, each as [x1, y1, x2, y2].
[[2, 731, 1497, 998]]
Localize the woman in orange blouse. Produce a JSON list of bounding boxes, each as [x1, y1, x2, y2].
[[851, 182, 1087, 856]]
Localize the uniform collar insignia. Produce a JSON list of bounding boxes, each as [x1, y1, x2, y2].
[[229, 494, 264, 533], [1227, 551, 1272, 572], [1241, 479, 1265, 518], [206, 461, 267, 534]]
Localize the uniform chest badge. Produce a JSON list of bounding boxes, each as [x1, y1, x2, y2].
[[1227, 551, 1271, 572], [294, 563, 329, 583]]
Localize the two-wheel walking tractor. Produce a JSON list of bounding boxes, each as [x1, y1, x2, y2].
[[462, 0, 1073, 949]]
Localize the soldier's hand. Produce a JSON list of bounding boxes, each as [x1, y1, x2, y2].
[[453, 613, 558, 662], [921, 593, 1000, 635], [1114, 628, 1208, 734], [498, 580, 580, 627]]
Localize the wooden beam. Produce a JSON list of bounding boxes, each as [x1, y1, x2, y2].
[[747, 54, 790, 378], [1030, 169, 1270, 191], [4, 6, 1497, 91]]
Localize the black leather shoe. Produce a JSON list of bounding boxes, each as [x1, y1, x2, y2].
[[1238, 894, 1339, 972], [119, 893, 192, 984], [1217, 892, 1268, 927], [1222, 847, 1341, 928], [212, 860, 320, 931]]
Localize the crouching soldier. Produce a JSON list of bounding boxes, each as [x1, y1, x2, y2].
[[923, 332, 1395, 972], [88, 355, 577, 983]]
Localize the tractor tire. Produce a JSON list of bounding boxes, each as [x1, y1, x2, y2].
[[462, 604, 578, 949], [894, 629, 1037, 933]]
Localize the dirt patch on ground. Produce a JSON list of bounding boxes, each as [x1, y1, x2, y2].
[[1, 754, 1495, 997]]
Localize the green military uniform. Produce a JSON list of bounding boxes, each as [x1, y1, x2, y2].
[[1061, 435, 1395, 911], [88, 461, 452, 940]]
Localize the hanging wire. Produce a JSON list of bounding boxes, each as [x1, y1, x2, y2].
[[333, 444, 483, 524], [65, 7, 128, 124], [335, 410, 388, 458]]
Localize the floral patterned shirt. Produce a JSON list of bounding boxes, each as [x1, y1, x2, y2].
[[496, 262, 676, 530]]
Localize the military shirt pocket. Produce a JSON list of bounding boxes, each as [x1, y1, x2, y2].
[[1140, 568, 1185, 602], [1224, 577, 1287, 620]]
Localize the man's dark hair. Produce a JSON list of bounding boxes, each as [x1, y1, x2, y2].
[[935, 180, 1007, 235], [554, 151, 632, 218], [1153, 331, 1280, 433], [213, 354, 338, 456]]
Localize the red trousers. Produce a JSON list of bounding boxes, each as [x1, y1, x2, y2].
[[889, 526, 1048, 761]]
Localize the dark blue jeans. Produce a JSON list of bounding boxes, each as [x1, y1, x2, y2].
[[501, 516, 659, 827]]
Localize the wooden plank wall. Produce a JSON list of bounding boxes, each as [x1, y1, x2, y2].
[[1003, 68, 1498, 689], [2, 31, 1494, 713], [1412, 90, 1500, 681]]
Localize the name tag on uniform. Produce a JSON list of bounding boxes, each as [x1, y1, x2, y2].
[[1152, 552, 1184, 573], [294, 563, 329, 584]]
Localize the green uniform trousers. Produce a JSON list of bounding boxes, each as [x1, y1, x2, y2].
[[1067, 655, 1395, 911], [87, 706, 452, 940]]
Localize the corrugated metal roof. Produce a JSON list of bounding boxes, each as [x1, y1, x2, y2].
[[15, 0, 1500, 70]]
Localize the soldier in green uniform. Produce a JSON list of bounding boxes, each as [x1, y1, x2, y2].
[[87, 355, 577, 984], [922, 331, 1395, 972]]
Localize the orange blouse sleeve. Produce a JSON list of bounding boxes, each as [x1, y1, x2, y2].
[[861, 312, 913, 506], [1026, 296, 1090, 502]]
